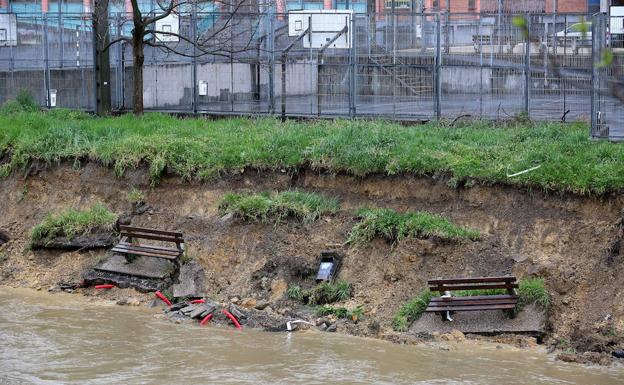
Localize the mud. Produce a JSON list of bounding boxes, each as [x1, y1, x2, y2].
[[1, 163, 624, 361]]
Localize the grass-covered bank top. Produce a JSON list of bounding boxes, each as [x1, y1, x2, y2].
[[31, 203, 117, 243], [349, 208, 480, 244], [219, 190, 339, 223], [1, 111, 623, 194]]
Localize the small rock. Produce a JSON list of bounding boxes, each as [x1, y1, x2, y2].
[[230, 297, 241, 304], [116, 299, 128, 306], [612, 350, 624, 359], [254, 301, 270, 310], [562, 298, 570, 305], [219, 213, 233, 223], [326, 324, 338, 333], [241, 298, 257, 308], [439, 345, 451, 351], [127, 298, 141, 306], [318, 323, 328, 331]]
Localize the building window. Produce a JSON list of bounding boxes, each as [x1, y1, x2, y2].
[[468, 0, 476, 11], [432, 0, 439, 10], [384, 0, 412, 8]]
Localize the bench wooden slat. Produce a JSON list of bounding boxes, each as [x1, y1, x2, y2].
[[428, 283, 519, 292], [120, 231, 183, 244], [429, 294, 517, 302], [425, 304, 516, 312], [428, 276, 516, 285], [119, 225, 183, 237], [111, 246, 179, 261], [118, 241, 181, 254], [113, 244, 181, 257], [427, 298, 518, 307]]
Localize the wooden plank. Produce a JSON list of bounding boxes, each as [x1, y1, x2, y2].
[[427, 299, 518, 307], [119, 231, 182, 243], [111, 247, 179, 260], [429, 294, 518, 302], [119, 225, 183, 237], [112, 244, 180, 257], [428, 276, 517, 285], [118, 242, 180, 254], [425, 304, 516, 312], [428, 283, 519, 291]]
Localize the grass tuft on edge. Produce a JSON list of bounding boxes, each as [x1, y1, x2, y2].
[[218, 190, 339, 224], [349, 208, 480, 245], [31, 203, 117, 243], [518, 277, 550, 309], [392, 290, 434, 332]]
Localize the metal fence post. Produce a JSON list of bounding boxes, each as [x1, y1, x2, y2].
[[43, 13, 51, 109], [524, 14, 530, 115], [349, 14, 356, 118], [268, 11, 275, 115], [191, 11, 197, 114], [434, 13, 441, 120]]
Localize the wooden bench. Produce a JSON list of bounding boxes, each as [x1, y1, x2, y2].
[[425, 276, 518, 320], [111, 225, 185, 263]]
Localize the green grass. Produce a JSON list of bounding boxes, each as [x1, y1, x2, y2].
[[286, 284, 303, 301], [31, 203, 118, 243], [307, 280, 352, 305], [517, 277, 550, 309], [392, 289, 434, 332], [0, 110, 622, 194], [316, 304, 364, 321], [348, 207, 480, 244], [218, 190, 339, 223], [126, 187, 145, 204]]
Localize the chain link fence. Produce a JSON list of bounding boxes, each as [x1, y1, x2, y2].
[[0, 9, 622, 139]]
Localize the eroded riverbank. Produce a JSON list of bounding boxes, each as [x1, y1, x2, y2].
[[1, 287, 623, 385], [1, 164, 624, 363]]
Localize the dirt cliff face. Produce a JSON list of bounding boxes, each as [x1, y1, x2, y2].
[[0, 163, 623, 352]]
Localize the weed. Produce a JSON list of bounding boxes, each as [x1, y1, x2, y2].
[[518, 277, 550, 309], [31, 203, 117, 243], [308, 280, 351, 305], [127, 187, 145, 204], [392, 290, 434, 332], [286, 284, 303, 301], [219, 190, 339, 224], [315, 304, 363, 322], [349, 208, 480, 245], [0, 89, 38, 114]]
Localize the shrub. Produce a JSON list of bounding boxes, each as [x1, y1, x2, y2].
[[286, 284, 303, 301], [127, 187, 145, 204], [518, 277, 550, 309], [392, 290, 434, 332], [349, 208, 480, 245], [308, 280, 351, 305], [219, 190, 339, 224], [0, 89, 38, 114], [316, 304, 363, 322], [31, 203, 117, 243]]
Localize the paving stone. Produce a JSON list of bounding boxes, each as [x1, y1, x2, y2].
[[95, 254, 175, 279]]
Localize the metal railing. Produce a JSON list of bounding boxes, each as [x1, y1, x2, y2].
[[0, 10, 622, 139]]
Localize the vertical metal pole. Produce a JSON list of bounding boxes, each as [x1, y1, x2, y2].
[[478, 13, 483, 118], [230, 10, 234, 113], [281, 54, 286, 120], [392, 11, 396, 118], [43, 13, 51, 108], [523, 14, 530, 115], [59, 0, 64, 68], [191, 11, 198, 114], [349, 14, 356, 118], [268, 10, 275, 114], [434, 13, 441, 120]]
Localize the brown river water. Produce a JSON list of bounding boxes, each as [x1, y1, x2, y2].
[[1, 287, 623, 385]]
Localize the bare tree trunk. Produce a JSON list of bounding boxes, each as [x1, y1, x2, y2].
[[132, 29, 144, 115]]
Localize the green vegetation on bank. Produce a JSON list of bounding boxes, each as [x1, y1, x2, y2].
[[219, 190, 339, 223], [392, 278, 550, 331], [31, 203, 118, 243], [286, 280, 352, 305], [348, 208, 480, 245], [316, 304, 364, 322], [1, 109, 624, 194]]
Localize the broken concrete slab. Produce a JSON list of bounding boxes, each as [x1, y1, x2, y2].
[[31, 232, 116, 250], [83, 270, 167, 292], [409, 304, 546, 335], [95, 254, 175, 279], [173, 260, 206, 298]]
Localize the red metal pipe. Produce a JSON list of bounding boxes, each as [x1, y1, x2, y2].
[[199, 313, 213, 326], [190, 299, 206, 304], [221, 309, 242, 329], [94, 284, 115, 290], [154, 291, 173, 307]]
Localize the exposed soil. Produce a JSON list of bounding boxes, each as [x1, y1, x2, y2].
[[1, 163, 624, 362]]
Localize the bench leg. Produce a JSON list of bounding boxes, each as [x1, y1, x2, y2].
[[505, 308, 517, 319]]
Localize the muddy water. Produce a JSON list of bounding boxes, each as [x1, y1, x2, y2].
[[0, 288, 622, 385]]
